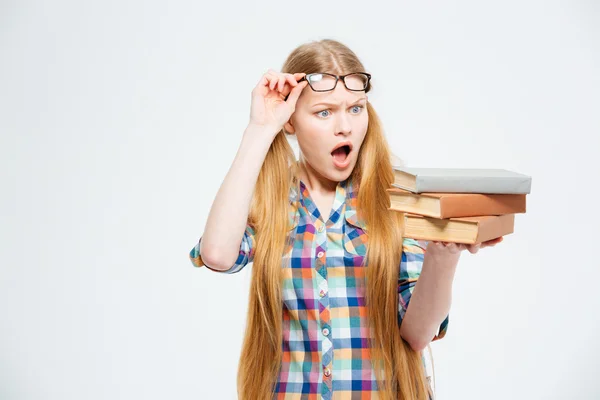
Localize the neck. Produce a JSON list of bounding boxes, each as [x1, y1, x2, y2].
[[297, 158, 337, 195]]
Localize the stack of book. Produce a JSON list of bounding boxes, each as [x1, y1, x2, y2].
[[387, 167, 532, 244]]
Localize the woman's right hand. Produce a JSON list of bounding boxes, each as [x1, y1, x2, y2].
[[248, 70, 308, 135]]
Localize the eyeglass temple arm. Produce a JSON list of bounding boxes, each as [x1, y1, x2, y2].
[[283, 76, 307, 101]]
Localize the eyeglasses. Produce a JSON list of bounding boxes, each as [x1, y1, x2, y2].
[[300, 72, 371, 92]]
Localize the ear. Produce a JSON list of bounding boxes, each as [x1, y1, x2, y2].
[[284, 120, 295, 135]]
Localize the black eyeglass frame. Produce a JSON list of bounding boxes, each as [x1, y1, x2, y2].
[[299, 72, 371, 92]]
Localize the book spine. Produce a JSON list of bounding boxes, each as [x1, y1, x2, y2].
[[416, 176, 532, 194], [439, 195, 526, 218], [476, 214, 515, 243]]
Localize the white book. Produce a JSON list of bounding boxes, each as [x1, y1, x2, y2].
[[392, 167, 532, 194]]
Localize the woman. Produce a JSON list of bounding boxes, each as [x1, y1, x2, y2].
[[190, 38, 502, 400]]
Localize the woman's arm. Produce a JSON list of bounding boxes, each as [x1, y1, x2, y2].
[[399, 246, 458, 351], [399, 238, 503, 351], [199, 71, 307, 271], [199, 124, 275, 271]]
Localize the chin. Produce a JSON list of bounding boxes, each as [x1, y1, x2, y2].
[[323, 162, 355, 183]]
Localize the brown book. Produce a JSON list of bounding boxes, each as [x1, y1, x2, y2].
[[388, 187, 526, 219], [402, 213, 515, 244]]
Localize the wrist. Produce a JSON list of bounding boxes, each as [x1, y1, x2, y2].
[[425, 243, 461, 267], [246, 122, 281, 138]]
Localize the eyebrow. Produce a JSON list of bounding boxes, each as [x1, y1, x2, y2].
[[311, 98, 367, 108]]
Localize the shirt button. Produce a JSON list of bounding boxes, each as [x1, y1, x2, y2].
[[319, 289, 326, 297], [322, 328, 330, 336], [317, 251, 324, 258], [323, 367, 331, 377], [318, 225, 325, 233]]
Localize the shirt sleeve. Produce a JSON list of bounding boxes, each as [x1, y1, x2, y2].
[[189, 223, 256, 274], [398, 237, 449, 341]]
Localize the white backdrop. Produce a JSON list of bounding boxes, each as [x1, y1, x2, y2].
[[1, 1, 599, 399]]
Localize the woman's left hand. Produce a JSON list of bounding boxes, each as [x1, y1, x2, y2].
[[430, 236, 504, 255]]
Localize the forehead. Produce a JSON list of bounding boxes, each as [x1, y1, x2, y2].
[[302, 87, 367, 106]]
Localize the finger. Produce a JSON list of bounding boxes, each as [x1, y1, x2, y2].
[[469, 244, 481, 253], [484, 237, 503, 246], [285, 74, 298, 87], [281, 78, 298, 98], [269, 76, 278, 91], [266, 72, 280, 90], [283, 73, 306, 100], [256, 75, 269, 90], [278, 76, 286, 92], [446, 243, 460, 252], [285, 81, 308, 106], [253, 75, 271, 96]]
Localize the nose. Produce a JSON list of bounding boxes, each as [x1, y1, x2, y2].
[[335, 110, 352, 136]]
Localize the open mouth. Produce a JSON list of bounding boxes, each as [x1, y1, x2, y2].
[[331, 142, 352, 166]]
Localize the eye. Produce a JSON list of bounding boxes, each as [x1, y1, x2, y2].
[[351, 105, 364, 114], [316, 109, 330, 118]]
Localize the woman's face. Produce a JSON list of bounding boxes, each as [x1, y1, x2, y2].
[[284, 81, 369, 184]]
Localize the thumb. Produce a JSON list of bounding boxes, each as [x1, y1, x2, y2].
[[285, 81, 308, 109]]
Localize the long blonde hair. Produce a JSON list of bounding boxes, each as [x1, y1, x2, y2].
[[237, 39, 432, 400]]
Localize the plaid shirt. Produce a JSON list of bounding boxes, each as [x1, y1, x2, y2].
[[189, 178, 449, 399]]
